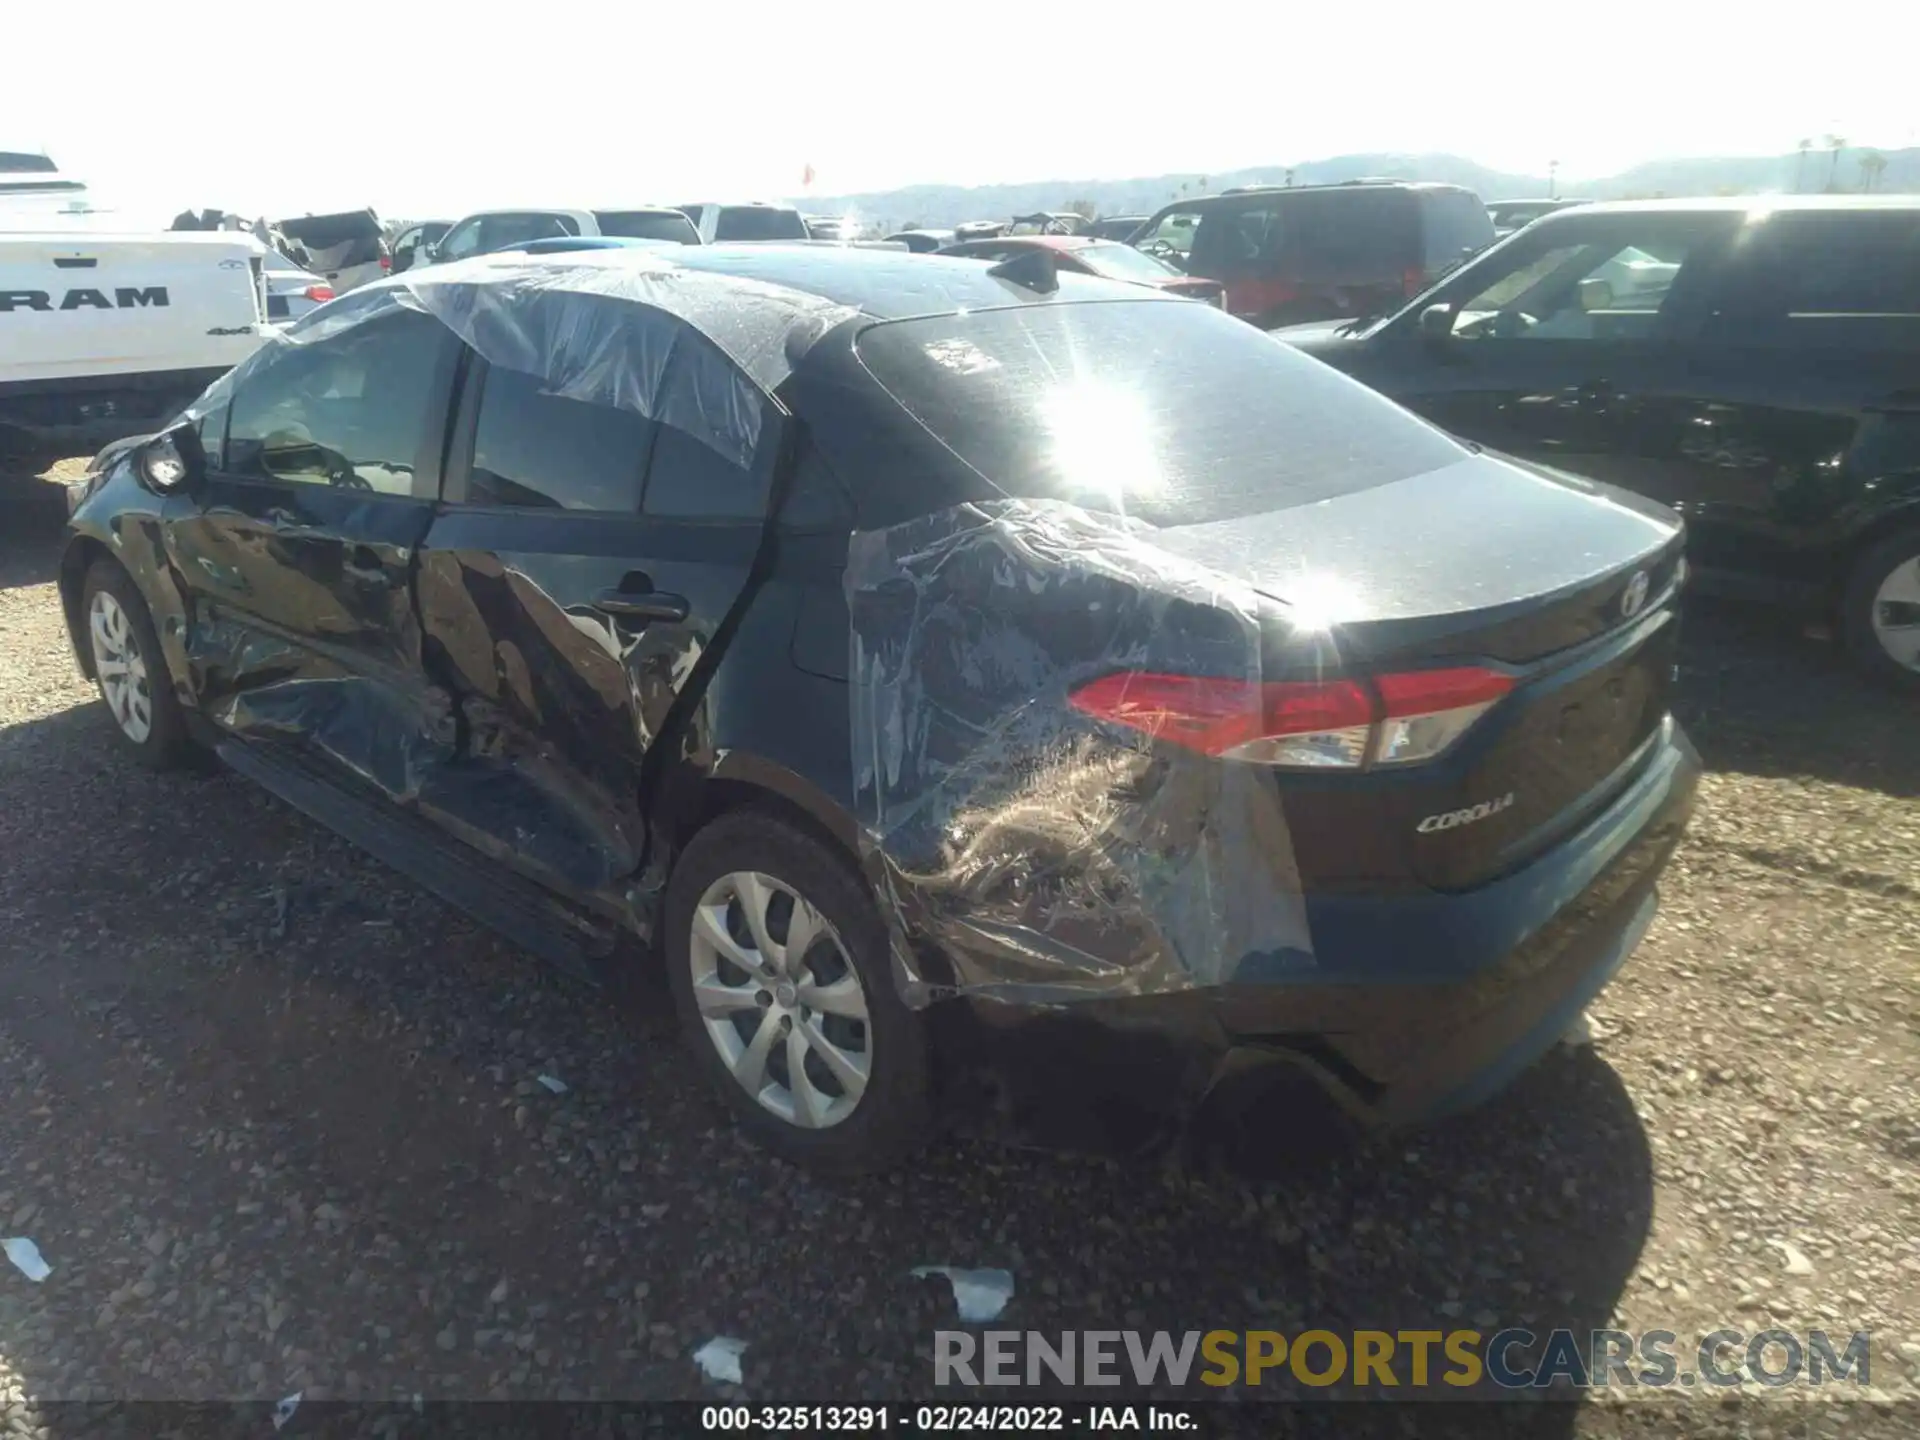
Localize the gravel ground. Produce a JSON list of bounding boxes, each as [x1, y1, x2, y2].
[[1, 457, 1916, 1436]]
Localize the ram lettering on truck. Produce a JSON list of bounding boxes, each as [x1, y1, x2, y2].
[[0, 287, 170, 312], [2, 230, 268, 454]]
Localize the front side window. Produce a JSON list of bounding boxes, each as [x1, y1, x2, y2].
[[436, 219, 486, 263], [224, 310, 445, 494], [467, 364, 658, 511], [1442, 220, 1726, 342]]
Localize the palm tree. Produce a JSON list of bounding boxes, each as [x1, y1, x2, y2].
[[1825, 134, 1847, 191], [1857, 150, 1888, 192], [1795, 138, 1812, 192]]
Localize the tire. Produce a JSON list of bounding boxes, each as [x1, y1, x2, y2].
[[1841, 528, 1920, 693], [81, 559, 194, 770], [664, 808, 931, 1173]]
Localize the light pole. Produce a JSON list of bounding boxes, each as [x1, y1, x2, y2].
[[1548, 159, 1560, 199]]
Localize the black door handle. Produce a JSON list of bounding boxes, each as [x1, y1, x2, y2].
[[593, 589, 690, 623]]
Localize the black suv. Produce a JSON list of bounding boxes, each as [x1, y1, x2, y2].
[[1128, 182, 1495, 326], [62, 247, 1697, 1170], [1279, 197, 1920, 689]]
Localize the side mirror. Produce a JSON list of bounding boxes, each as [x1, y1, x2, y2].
[[136, 430, 202, 495], [1418, 303, 1456, 341]]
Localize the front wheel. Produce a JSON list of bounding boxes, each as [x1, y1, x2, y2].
[[1841, 529, 1920, 693], [663, 809, 931, 1172], [82, 560, 194, 769]]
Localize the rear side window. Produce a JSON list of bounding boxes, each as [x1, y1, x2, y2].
[[712, 207, 809, 242], [642, 422, 765, 519], [1709, 212, 1920, 350], [467, 364, 657, 510], [1420, 190, 1496, 272], [854, 299, 1466, 528], [1285, 190, 1419, 279], [593, 210, 701, 244]]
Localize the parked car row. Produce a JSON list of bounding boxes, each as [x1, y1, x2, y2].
[[1276, 195, 1920, 690]]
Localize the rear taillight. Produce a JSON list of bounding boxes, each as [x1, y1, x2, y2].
[[380, 254, 392, 271], [303, 284, 335, 303], [1068, 666, 1514, 770], [1402, 266, 1426, 297]]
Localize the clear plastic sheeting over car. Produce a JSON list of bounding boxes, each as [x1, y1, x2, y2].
[[847, 499, 1314, 1008], [177, 251, 858, 468]]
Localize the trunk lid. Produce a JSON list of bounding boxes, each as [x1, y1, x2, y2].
[[1146, 452, 1685, 890]]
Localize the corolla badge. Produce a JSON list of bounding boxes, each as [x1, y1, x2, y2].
[[1619, 570, 1651, 619], [1417, 793, 1515, 834]]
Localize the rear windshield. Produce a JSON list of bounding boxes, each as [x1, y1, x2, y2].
[[1420, 190, 1496, 271], [855, 299, 1465, 527], [1075, 244, 1179, 283], [593, 210, 701, 244], [277, 211, 384, 269], [713, 207, 809, 242]]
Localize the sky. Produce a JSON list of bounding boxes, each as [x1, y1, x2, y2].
[[4, 0, 1915, 226]]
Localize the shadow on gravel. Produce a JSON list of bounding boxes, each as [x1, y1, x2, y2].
[[1673, 597, 1918, 798], [0, 465, 70, 591]]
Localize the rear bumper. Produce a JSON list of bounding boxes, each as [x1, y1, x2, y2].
[[935, 716, 1699, 1141]]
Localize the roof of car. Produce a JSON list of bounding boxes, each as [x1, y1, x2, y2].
[[1538, 194, 1920, 217], [463, 243, 1177, 320], [946, 235, 1100, 251]]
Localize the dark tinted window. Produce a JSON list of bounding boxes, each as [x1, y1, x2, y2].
[[1420, 190, 1496, 272], [855, 300, 1466, 527], [780, 444, 854, 532], [593, 210, 701, 244], [1710, 211, 1920, 349], [467, 364, 657, 510], [712, 207, 809, 242], [479, 212, 577, 253], [1285, 189, 1419, 278], [642, 421, 765, 519], [226, 309, 443, 494]]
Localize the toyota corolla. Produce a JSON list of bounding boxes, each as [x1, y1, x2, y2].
[[60, 245, 1698, 1170]]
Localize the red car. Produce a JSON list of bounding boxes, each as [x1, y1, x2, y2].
[[934, 235, 1226, 306]]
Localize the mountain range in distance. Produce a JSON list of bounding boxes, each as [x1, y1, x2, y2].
[[803, 147, 1920, 230]]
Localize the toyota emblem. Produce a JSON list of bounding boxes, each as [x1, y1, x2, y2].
[[1619, 570, 1651, 618]]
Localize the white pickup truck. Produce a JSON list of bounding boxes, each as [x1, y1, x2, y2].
[[0, 229, 273, 455]]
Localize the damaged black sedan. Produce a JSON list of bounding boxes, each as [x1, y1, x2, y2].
[[61, 246, 1699, 1170]]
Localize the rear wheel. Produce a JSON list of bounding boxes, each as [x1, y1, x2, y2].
[[1841, 529, 1920, 692], [663, 809, 931, 1172]]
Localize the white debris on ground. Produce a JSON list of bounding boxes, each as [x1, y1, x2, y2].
[[692, 1336, 749, 1385], [536, 1074, 568, 1094], [912, 1266, 1015, 1322], [3, 1236, 50, 1283], [272, 1392, 302, 1431]]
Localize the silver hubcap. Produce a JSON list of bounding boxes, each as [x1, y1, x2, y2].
[[1871, 556, 1920, 673], [88, 591, 153, 744], [689, 870, 871, 1130]]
